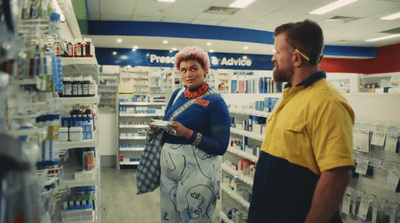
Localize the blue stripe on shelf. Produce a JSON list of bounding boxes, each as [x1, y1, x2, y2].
[[87, 20, 275, 44]]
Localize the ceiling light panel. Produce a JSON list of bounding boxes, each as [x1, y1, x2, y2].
[[230, 0, 256, 8], [366, 34, 400, 42], [309, 0, 358, 15], [380, 12, 400, 20]]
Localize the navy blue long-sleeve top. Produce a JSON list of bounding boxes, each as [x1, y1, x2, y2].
[[162, 86, 230, 155]]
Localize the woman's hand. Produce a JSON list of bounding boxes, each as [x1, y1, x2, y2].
[[168, 121, 193, 139], [149, 118, 158, 133]]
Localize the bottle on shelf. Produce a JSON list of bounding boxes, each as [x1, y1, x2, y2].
[[83, 105, 96, 131]]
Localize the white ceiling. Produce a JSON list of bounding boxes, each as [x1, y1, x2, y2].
[[83, 0, 400, 55]]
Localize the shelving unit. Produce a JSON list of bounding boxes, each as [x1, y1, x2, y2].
[[56, 57, 101, 223], [98, 70, 119, 113], [117, 100, 165, 169], [220, 93, 273, 222]]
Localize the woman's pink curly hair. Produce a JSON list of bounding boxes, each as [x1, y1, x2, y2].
[[174, 46, 210, 75]]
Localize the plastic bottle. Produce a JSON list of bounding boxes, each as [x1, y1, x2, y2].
[[83, 38, 92, 57], [84, 106, 96, 131], [63, 76, 72, 97], [70, 107, 83, 124], [74, 39, 82, 57], [72, 76, 83, 97], [82, 76, 96, 97]]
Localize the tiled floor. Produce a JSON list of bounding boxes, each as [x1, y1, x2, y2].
[[100, 167, 220, 223]]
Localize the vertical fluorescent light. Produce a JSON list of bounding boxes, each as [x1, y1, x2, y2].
[[365, 34, 400, 42], [309, 0, 358, 15], [380, 12, 400, 20], [230, 0, 256, 8]]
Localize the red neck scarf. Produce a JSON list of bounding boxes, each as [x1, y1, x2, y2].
[[185, 82, 209, 99]]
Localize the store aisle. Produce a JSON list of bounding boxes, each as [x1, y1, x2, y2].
[[100, 167, 161, 222], [100, 167, 221, 223]]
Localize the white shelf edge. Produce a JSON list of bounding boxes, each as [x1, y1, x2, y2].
[[119, 136, 146, 140], [229, 108, 271, 118], [222, 164, 254, 187], [119, 125, 148, 129], [59, 96, 100, 105], [119, 147, 145, 152], [226, 148, 258, 163], [119, 102, 166, 106], [61, 57, 98, 66], [119, 113, 163, 117], [59, 138, 97, 149], [230, 128, 264, 142], [120, 161, 140, 165]]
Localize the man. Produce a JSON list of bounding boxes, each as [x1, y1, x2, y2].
[[248, 20, 354, 223], [218, 83, 226, 91]]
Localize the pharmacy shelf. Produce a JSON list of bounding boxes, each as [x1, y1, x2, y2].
[[119, 102, 165, 106], [230, 128, 264, 142], [226, 148, 258, 163], [59, 138, 97, 150], [119, 147, 145, 152], [120, 161, 140, 165], [119, 113, 163, 117], [7, 126, 47, 138], [222, 164, 254, 187], [119, 124, 149, 129], [59, 96, 100, 106], [229, 108, 271, 118], [221, 185, 250, 210], [59, 157, 100, 188], [119, 136, 146, 140], [226, 147, 258, 163], [61, 57, 99, 75]]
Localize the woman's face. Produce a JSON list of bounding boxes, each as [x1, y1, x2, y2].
[[179, 59, 206, 89]]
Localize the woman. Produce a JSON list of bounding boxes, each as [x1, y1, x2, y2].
[[149, 46, 230, 222]]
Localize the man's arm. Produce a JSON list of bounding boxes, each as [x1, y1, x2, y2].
[[305, 166, 352, 223]]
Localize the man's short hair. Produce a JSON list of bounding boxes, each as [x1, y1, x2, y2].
[[274, 20, 324, 64]]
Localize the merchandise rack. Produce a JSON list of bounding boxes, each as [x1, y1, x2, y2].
[[117, 97, 165, 169], [220, 92, 400, 223]]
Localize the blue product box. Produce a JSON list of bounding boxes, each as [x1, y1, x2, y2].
[[264, 97, 270, 112], [231, 80, 237, 93], [264, 77, 269, 93], [269, 97, 279, 111], [259, 77, 264, 94]]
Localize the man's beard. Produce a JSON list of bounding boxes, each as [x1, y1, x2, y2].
[[273, 63, 293, 83]]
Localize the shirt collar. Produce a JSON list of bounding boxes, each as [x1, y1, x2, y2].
[[284, 71, 326, 88]]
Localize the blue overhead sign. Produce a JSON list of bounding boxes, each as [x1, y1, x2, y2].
[[95, 48, 274, 70]]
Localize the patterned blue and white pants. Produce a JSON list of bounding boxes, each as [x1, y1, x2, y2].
[[160, 143, 221, 223]]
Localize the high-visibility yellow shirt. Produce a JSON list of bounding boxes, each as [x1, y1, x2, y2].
[[261, 73, 354, 175]]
